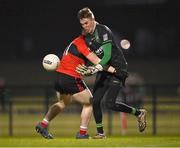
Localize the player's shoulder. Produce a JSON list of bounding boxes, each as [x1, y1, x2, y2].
[[73, 35, 84, 41], [73, 35, 85, 44], [97, 23, 112, 33]]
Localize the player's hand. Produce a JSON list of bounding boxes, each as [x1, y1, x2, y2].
[[76, 64, 103, 76], [87, 65, 101, 75], [76, 64, 92, 76]]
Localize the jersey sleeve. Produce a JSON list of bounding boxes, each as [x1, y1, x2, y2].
[[73, 36, 92, 57], [98, 25, 113, 66], [99, 42, 112, 66]]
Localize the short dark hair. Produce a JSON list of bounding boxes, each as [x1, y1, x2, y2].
[[77, 7, 95, 20]]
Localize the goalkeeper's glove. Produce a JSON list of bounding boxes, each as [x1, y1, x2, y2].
[[76, 64, 90, 76], [88, 64, 103, 75], [76, 64, 103, 76]]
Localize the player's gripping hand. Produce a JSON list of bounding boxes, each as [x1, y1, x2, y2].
[[76, 64, 103, 76], [76, 64, 91, 76]]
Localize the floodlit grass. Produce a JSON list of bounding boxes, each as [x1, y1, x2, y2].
[[0, 136, 180, 147], [1, 110, 180, 137], [0, 96, 179, 138]]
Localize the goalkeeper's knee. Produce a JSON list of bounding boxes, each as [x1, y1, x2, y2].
[[105, 101, 122, 112], [106, 101, 116, 110]]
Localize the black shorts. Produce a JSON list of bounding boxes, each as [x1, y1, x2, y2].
[[54, 72, 88, 94]]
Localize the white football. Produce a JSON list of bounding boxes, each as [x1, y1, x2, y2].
[[42, 54, 60, 71]]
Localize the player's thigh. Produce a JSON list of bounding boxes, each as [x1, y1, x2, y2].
[[55, 73, 87, 94], [105, 80, 124, 105], [93, 73, 110, 104], [72, 89, 92, 105], [56, 91, 72, 106]]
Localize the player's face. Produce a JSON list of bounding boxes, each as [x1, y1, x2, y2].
[[80, 18, 95, 34]]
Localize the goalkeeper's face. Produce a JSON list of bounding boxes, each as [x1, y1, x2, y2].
[[80, 18, 95, 34]]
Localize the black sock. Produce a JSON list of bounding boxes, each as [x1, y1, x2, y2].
[[96, 123, 104, 134], [131, 107, 141, 116], [134, 109, 141, 116]]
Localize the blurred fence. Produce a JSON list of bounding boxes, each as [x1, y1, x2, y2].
[[0, 84, 180, 137]]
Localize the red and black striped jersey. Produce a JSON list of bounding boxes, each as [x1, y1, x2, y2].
[[56, 35, 92, 78]]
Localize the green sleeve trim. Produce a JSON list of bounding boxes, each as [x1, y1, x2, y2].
[[102, 40, 112, 45], [99, 42, 112, 66]]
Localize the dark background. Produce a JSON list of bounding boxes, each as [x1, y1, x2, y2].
[[0, 0, 180, 85]]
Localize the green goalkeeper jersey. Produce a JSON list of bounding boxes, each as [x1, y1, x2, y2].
[[84, 23, 128, 78]]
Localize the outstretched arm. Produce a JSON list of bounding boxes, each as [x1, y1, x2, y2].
[[76, 51, 115, 76]]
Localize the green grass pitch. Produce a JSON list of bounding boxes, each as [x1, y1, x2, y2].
[[0, 136, 180, 147], [0, 96, 179, 147]]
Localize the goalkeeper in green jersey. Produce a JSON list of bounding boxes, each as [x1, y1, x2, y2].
[[76, 7, 147, 139]]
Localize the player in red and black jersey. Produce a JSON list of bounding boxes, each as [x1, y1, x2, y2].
[[35, 35, 103, 139]]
